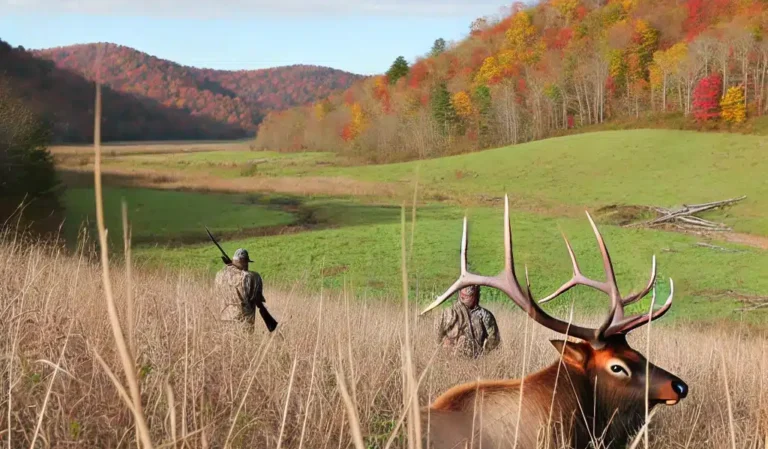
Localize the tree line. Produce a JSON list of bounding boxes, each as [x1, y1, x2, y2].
[[255, 0, 768, 162]]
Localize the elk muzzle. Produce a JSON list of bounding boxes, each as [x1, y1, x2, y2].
[[649, 367, 688, 406]]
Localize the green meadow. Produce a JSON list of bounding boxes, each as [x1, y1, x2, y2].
[[59, 130, 768, 325]]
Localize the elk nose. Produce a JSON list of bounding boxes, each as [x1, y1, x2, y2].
[[672, 380, 688, 398]]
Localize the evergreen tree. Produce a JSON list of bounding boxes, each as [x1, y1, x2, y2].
[[0, 80, 61, 232], [430, 38, 447, 57], [431, 82, 457, 135], [386, 56, 410, 85]]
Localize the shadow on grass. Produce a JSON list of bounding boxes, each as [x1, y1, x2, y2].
[[58, 168, 452, 250]]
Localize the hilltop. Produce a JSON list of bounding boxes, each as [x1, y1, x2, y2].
[[254, 0, 768, 162], [0, 39, 247, 142], [32, 43, 364, 137]]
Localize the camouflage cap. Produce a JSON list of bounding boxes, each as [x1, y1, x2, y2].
[[233, 248, 254, 263], [460, 285, 479, 296]]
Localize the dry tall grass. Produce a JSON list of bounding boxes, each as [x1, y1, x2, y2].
[[1, 228, 766, 448]]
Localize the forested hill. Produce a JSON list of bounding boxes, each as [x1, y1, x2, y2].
[[32, 43, 363, 137], [254, 0, 768, 162], [0, 39, 249, 142]]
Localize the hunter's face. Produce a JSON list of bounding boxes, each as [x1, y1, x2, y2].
[[459, 287, 478, 308]]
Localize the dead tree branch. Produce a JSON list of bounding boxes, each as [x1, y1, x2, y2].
[[628, 196, 746, 231]]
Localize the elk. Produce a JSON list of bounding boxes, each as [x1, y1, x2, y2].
[[419, 196, 688, 449]]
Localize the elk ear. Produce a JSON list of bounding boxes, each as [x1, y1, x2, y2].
[[550, 339, 590, 367]]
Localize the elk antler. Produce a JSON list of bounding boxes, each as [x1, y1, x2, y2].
[[420, 195, 674, 346]]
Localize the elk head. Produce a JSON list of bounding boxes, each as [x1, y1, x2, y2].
[[421, 196, 689, 411]]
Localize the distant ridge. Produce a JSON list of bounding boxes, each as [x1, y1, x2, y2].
[[23, 42, 364, 141], [0, 38, 249, 142]]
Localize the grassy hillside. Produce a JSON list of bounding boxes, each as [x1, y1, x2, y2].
[[61, 130, 768, 236], [325, 129, 768, 235], [54, 129, 768, 324]]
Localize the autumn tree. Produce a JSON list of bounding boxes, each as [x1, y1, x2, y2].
[[692, 73, 722, 121], [720, 86, 746, 123], [452, 91, 474, 119], [553, 0, 580, 25], [341, 102, 367, 141], [475, 56, 503, 86], [506, 11, 545, 65], [313, 99, 334, 120], [372, 76, 392, 114], [651, 43, 686, 112], [386, 56, 410, 85]]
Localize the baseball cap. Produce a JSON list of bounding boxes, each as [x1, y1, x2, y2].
[[233, 248, 254, 263]]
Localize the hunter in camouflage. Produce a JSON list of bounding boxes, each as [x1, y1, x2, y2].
[[435, 285, 500, 358], [214, 248, 266, 327]]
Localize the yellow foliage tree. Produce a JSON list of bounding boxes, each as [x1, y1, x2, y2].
[[350, 102, 367, 136], [451, 91, 474, 118], [506, 12, 537, 48], [621, 0, 637, 12], [314, 100, 332, 121], [505, 11, 545, 65], [474, 56, 502, 85], [720, 86, 746, 123], [552, 0, 579, 22]]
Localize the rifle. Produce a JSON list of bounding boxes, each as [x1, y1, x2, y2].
[[205, 226, 278, 332]]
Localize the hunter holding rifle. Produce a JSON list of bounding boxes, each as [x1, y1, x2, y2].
[[434, 285, 500, 358], [206, 227, 278, 332]]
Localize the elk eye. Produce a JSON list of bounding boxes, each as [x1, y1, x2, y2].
[[610, 364, 629, 376]]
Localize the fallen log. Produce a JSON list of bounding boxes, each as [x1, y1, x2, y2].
[[628, 196, 746, 231], [694, 242, 744, 252]]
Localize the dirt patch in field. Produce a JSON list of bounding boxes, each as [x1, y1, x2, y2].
[[717, 232, 768, 250], [321, 265, 349, 277], [594, 204, 653, 225]]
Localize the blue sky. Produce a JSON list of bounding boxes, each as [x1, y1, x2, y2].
[[0, 2, 524, 75]]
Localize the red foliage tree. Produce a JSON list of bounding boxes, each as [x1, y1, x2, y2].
[[340, 123, 355, 141], [372, 76, 392, 114], [408, 61, 430, 88], [343, 90, 356, 106], [692, 73, 723, 121]]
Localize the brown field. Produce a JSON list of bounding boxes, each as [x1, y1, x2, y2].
[[58, 165, 404, 200], [2, 229, 766, 448], [49, 140, 253, 157]]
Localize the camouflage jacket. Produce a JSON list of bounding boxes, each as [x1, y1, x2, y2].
[[214, 264, 265, 324], [435, 301, 500, 358]]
